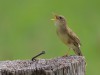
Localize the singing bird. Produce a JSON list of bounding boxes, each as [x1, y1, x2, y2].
[[52, 14, 83, 56]]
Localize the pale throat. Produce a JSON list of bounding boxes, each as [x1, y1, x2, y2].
[[54, 20, 67, 28], [55, 22, 67, 30], [54, 21, 60, 27]]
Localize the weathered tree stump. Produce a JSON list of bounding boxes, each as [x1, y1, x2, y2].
[[0, 56, 86, 75]]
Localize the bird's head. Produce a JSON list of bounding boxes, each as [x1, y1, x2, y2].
[[51, 15, 67, 27]]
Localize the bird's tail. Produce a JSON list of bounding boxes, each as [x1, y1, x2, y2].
[[73, 47, 83, 56]]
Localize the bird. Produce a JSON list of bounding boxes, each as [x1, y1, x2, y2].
[[51, 14, 83, 56]]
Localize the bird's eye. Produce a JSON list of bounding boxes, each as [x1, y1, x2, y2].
[[59, 16, 62, 19]]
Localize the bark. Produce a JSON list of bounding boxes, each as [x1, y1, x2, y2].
[[0, 56, 86, 75]]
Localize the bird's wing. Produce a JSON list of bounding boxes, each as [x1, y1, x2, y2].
[[67, 27, 81, 47]]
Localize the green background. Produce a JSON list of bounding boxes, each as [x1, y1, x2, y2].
[[0, 0, 100, 75]]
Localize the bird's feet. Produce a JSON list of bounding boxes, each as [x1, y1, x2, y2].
[[62, 49, 70, 57], [62, 54, 68, 57]]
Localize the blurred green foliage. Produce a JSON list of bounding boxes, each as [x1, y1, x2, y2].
[[0, 0, 100, 75]]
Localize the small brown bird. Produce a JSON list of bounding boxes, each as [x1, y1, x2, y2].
[[52, 14, 83, 56]]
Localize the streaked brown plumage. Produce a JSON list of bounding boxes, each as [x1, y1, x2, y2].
[[52, 14, 83, 56]]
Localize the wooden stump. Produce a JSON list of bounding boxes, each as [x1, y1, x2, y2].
[[0, 56, 86, 75]]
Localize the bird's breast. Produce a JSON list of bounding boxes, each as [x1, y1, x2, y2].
[[57, 30, 76, 49], [57, 30, 69, 45]]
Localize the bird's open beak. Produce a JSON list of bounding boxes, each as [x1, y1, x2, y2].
[[51, 18, 55, 21], [51, 14, 57, 21]]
